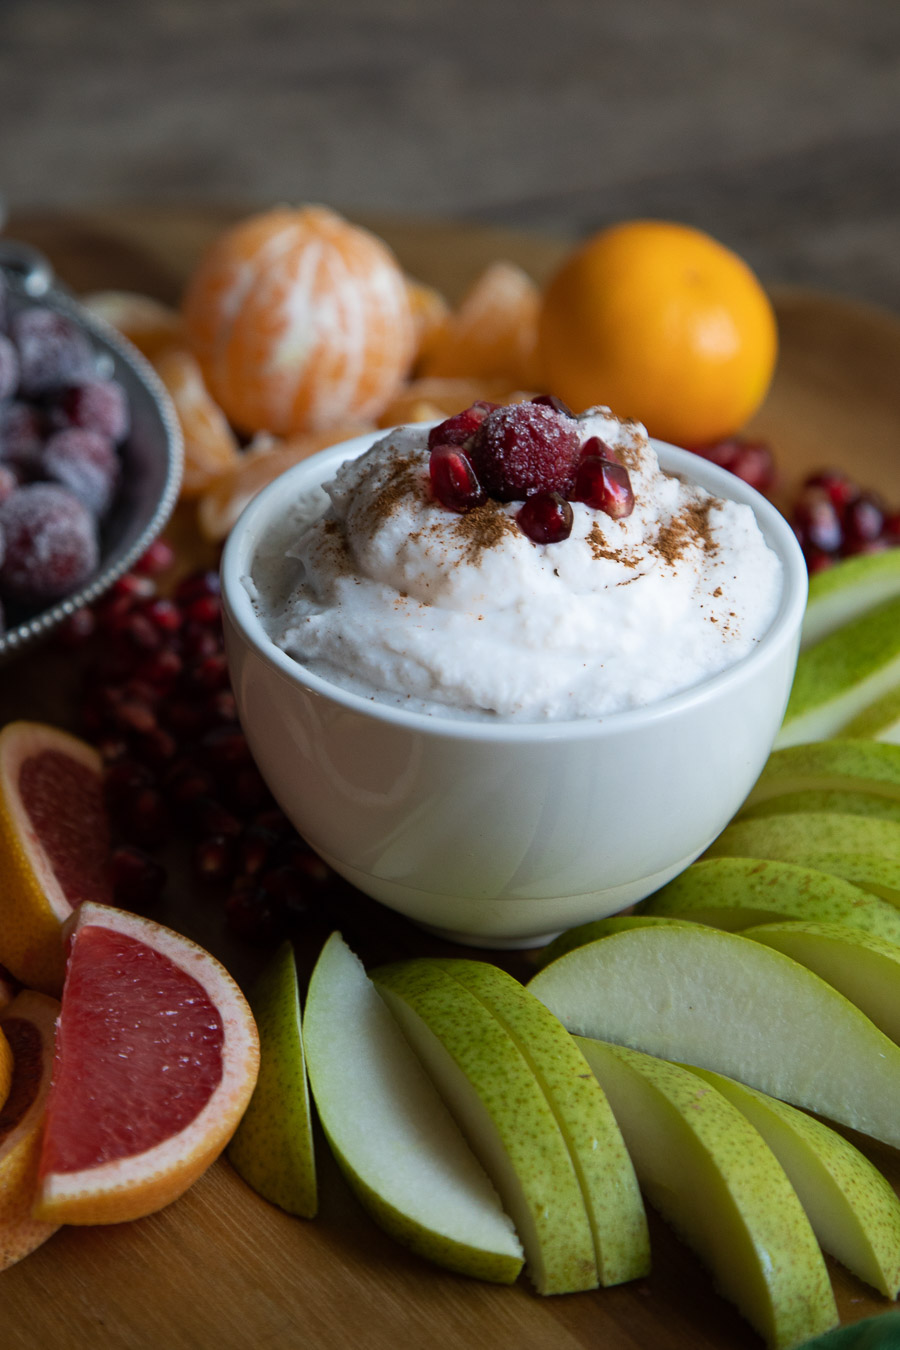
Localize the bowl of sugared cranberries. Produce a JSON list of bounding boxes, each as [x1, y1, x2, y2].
[[221, 416, 807, 949], [0, 242, 183, 660]]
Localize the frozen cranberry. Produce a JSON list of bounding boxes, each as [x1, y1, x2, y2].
[[429, 444, 485, 513], [792, 487, 843, 557], [690, 437, 777, 495], [0, 465, 19, 504], [55, 379, 130, 443], [0, 483, 99, 604], [0, 402, 44, 476], [517, 491, 573, 544], [10, 308, 94, 398], [573, 457, 635, 519], [469, 402, 581, 501], [530, 394, 574, 417], [0, 334, 19, 401], [426, 401, 497, 450], [41, 427, 120, 516]]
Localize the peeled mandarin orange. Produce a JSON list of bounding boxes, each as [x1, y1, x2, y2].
[[0, 721, 112, 996], [537, 220, 778, 447], [405, 276, 451, 372], [197, 423, 372, 543], [0, 1021, 12, 1111], [152, 346, 241, 498], [181, 206, 416, 437], [34, 902, 259, 1226], [0, 991, 61, 1269], [81, 291, 183, 362], [419, 261, 541, 388]]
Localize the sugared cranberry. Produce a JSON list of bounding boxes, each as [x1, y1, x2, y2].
[[56, 379, 130, 443], [0, 483, 99, 604], [468, 402, 581, 502], [573, 457, 635, 519], [0, 402, 44, 476], [429, 445, 486, 513], [10, 308, 94, 397], [41, 427, 119, 517], [690, 437, 777, 495], [0, 465, 19, 504], [517, 491, 573, 544], [0, 334, 19, 401], [426, 401, 497, 450]]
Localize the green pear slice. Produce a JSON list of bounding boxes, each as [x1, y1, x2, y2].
[[302, 933, 523, 1284], [743, 920, 900, 1041], [777, 594, 900, 748], [801, 548, 900, 650], [535, 915, 699, 971], [426, 957, 649, 1286], [372, 958, 597, 1295], [637, 857, 900, 944], [741, 740, 900, 810], [227, 940, 317, 1217], [704, 812, 900, 902], [682, 1065, 900, 1299], [575, 1039, 838, 1349], [738, 790, 900, 823], [526, 924, 900, 1148], [839, 685, 900, 743]]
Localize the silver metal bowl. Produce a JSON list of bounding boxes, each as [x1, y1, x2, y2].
[[0, 240, 184, 662]]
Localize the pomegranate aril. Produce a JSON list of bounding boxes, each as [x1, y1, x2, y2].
[[165, 758, 218, 806], [804, 470, 857, 512], [580, 435, 618, 464], [237, 823, 280, 877], [140, 597, 182, 633], [429, 444, 485, 513], [55, 605, 97, 646], [793, 487, 843, 556], [134, 537, 175, 576], [530, 394, 574, 417], [426, 401, 497, 450], [200, 725, 251, 769], [573, 457, 635, 519], [690, 437, 777, 495], [112, 784, 170, 847], [226, 762, 270, 813], [183, 594, 222, 627], [224, 886, 286, 943], [843, 492, 886, 548], [193, 835, 236, 884], [517, 491, 573, 544], [111, 844, 166, 908], [189, 795, 242, 840], [174, 570, 221, 606]]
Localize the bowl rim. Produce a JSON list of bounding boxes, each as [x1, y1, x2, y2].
[[221, 426, 808, 743], [0, 254, 184, 661]]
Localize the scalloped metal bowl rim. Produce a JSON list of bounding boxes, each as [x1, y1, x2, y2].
[[0, 274, 184, 661]]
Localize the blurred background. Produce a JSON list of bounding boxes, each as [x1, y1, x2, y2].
[[1, 0, 899, 307]]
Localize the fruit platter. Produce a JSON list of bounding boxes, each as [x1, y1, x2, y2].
[[1, 205, 900, 1350]]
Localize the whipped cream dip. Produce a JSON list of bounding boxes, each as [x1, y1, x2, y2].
[[248, 410, 783, 722]]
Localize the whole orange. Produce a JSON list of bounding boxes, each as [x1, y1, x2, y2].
[[181, 206, 415, 436], [537, 220, 778, 447]]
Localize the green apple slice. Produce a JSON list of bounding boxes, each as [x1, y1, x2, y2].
[[777, 594, 900, 748], [535, 915, 699, 971], [526, 924, 900, 1148], [575, 1039, 838, 1349], [372, 958, 598, 1295], [801, 548, 900, 651], [741, 740, 900, 810], [682, 1065, 900, 1299], [302, 933, 523, 1284], [839, 686, 900, 743], [426, 957, 649, 1286], [637, 857, 900, 944], [704, 811, 900, 901], [743, 920, 900, 1041], [227, 940, 317, 1217]]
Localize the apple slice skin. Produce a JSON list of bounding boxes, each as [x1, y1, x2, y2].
[[575, 1039, 838, 1350], [227, 941, 317, 1218], [682, 1064, 900, 1300], [372, 959, 598, 1296], [425, 957, 650, 1286], [638, 857, 900, 944], [303, 934, 524, 1285], [526, 925, 900, 1149], [743, 920, 900, 1044]]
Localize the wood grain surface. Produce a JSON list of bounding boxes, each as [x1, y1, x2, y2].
[[1, 209, 899, 1350]]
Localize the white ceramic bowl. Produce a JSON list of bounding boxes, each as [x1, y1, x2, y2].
[[221, 430, 808, 949]]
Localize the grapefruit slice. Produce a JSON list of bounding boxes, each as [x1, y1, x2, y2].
[[0, 990, 61, 1268], [0, 720, 113, 995], [33, 902, 259, 1226]]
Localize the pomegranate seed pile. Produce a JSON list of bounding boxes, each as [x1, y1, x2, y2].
[[0, 272, 131, 625], [61, 539, 341, 943], [427, 396, 635, 544]]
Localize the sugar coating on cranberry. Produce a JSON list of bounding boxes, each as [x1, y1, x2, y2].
[[468, 402, 581, 502], [56, 379, 130, 443], [10, 308, 95, 398], [0, 482, 99, 604], [41, 427, 120, 516], [0, 334, 20, 402]]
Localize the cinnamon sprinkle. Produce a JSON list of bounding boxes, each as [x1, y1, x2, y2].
[[450, 498, 519, 565], [587, 520, 638, 567], [654, 498, 720, 565]]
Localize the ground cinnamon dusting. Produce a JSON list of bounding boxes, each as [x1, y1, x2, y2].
[[450, 499, 519, 565], [587, 521, 638, 566], [364, 452, 423, 534], [655, 498, 721, 565]]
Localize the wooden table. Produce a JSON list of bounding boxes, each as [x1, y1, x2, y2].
[[2, 209, 900, 1350]]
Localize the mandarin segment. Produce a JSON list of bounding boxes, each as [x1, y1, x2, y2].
[[405, 275, 451, 371], [377, 377, 534, 428], [151, 346, 241, 498], [181, 205, 416, 437], [81, 291, 183, 362], [34, 902, 259, 1227], [0, 721, 112, 996], [419, 261, 541, 388]]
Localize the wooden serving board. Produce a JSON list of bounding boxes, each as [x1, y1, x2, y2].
[[2, 208, 900, 1350]]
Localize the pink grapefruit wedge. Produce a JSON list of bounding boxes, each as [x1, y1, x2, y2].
[[33, 902, 259, 1226], [0, 990, 61, 1268], [0, 721, 113, 995]]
